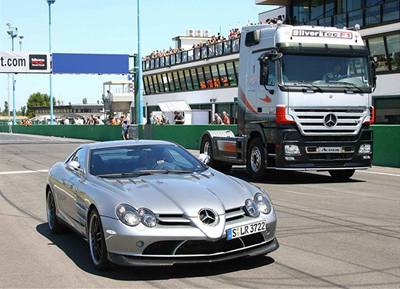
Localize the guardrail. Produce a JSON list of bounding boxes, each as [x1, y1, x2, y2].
[[0, 124, 398, 168]]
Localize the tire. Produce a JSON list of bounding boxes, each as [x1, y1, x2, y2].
[[246, 138, 267, 181], [88, 208, 110, 270], [200, 135, 232, 172], [329, 169, 355, 180], [46, 189, 66, 234]]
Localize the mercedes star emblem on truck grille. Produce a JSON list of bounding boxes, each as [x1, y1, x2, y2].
[[324, 113, 338, 127]]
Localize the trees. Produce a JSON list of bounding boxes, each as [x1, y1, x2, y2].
[[26, 92, 54, 118], [82, 97, 88, 104], [2, 101, 9, 115], [20, 106, 26, 116]]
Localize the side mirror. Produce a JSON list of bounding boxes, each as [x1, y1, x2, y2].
[[198, 153, 210, 165], [67, 160, 82, 174], [370, 57, 377, 89], [245, 30, 260, 47]]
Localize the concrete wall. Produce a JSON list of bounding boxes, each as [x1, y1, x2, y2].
[[0, 124, 398, 168]]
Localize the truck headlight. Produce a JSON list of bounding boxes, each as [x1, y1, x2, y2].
[[359, 144, 371, 154], [254, 193, 272, 214], [116, 204, 141, 227], [284, 144, 301, 156]]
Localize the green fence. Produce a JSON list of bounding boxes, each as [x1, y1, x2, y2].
[[371, 125, 400, 168], [0, 124, 399, 167], [141, 125, 237, 149], [0, 125, 122, 141]]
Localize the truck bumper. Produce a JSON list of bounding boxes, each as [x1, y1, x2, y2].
[[269, 127, 373, 171]]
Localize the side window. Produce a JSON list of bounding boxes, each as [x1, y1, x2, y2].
[[267, 61, 275, 86], [71, 149, 86, 170]]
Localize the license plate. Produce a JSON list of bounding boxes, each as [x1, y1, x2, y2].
[[317, 147, 342, 153], [226, 221, 267, 240]]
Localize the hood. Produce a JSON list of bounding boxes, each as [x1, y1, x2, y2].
[[98, 169, 256, 239], [102, 169, 253, 216]]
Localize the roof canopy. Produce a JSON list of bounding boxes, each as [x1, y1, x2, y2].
[[158, 101, 191, 112]]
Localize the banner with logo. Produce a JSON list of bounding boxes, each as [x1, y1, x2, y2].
[[0, 52, 51, 73]]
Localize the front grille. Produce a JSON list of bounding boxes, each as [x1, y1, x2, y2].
[[157, 214, 192, 226], [176, 238, 243, 255], [290, 108, 367, 136], [142, 233, 266, 256], [308, 153, 354, 161], [142, 241, 182, 255], [225, 207, 245, 222]]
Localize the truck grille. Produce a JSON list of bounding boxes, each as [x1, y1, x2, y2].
[[290, 108, 368, 136]]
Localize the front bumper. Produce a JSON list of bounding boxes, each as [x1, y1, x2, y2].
[[270, 127, 373, 170], [101, 211, 277, 266], [108, 238, 279, 266]]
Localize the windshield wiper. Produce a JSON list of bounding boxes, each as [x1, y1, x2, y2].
[[291, 81, 323, 92], [327, 81, 365, 93], [97, 169, 195, 178], [97, 171, 156, 178]]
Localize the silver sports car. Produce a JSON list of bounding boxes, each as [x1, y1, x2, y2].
[[46, 140, 278, 269]]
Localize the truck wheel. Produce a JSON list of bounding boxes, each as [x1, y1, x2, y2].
[[200, 135, 232, 172], [329, 169, 355, 180], [247, 138, 267, 181]]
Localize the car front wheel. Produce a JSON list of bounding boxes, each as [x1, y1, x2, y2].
[[46, 190, 65, 234], [88, 208, 110, 270]]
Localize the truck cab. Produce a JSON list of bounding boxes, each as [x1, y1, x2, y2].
[[200, 24, 375, 180]]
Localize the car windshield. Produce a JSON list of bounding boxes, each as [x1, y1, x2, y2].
[[90, 144, 207, 177], [281, 54, 370, 90]]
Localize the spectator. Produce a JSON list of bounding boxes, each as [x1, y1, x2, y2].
[[174, 111, 184, 125], [142, 28, 241, 62], [222, 111, 230, 125], [214, 113, 223, 124], [122, 120, 129, 140]]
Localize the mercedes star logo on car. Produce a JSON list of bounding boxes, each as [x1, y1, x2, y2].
[[199, 209, 218, 225], [324, 113, 338, 127]]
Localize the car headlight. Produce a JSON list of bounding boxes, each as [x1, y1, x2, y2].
[[244, 199, 260, 218], [254, 193, 272, 214], [116, 204, 141, 227], [138, 208, 157, 228]]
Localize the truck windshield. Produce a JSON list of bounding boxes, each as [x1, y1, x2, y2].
[[281, 54, 371, 91]]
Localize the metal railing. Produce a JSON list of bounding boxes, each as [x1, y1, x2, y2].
[[143, 38, 240, 72]]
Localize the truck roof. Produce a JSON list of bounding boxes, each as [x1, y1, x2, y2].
[[242, 24, 365, 47]]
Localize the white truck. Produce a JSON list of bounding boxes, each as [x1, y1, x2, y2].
[[200, 24, 376, 180]]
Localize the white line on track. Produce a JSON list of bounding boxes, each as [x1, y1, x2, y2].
[[0, 169, 48, 175], [358, 170, 400, 177]]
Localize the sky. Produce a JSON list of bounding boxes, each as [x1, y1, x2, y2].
[[0, 0, 274, 110]]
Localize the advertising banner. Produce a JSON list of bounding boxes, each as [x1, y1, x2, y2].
[[0, 52, 51, 73], [52, 53, 129, 74]]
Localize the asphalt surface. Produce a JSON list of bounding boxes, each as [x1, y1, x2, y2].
[[0, 132, 399, 289]]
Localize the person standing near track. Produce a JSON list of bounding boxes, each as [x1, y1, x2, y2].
[[121, 120, 129, 140]]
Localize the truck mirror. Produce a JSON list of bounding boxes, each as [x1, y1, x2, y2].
[[245, 30, 260, 47], [370, 57, 377, 89]]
